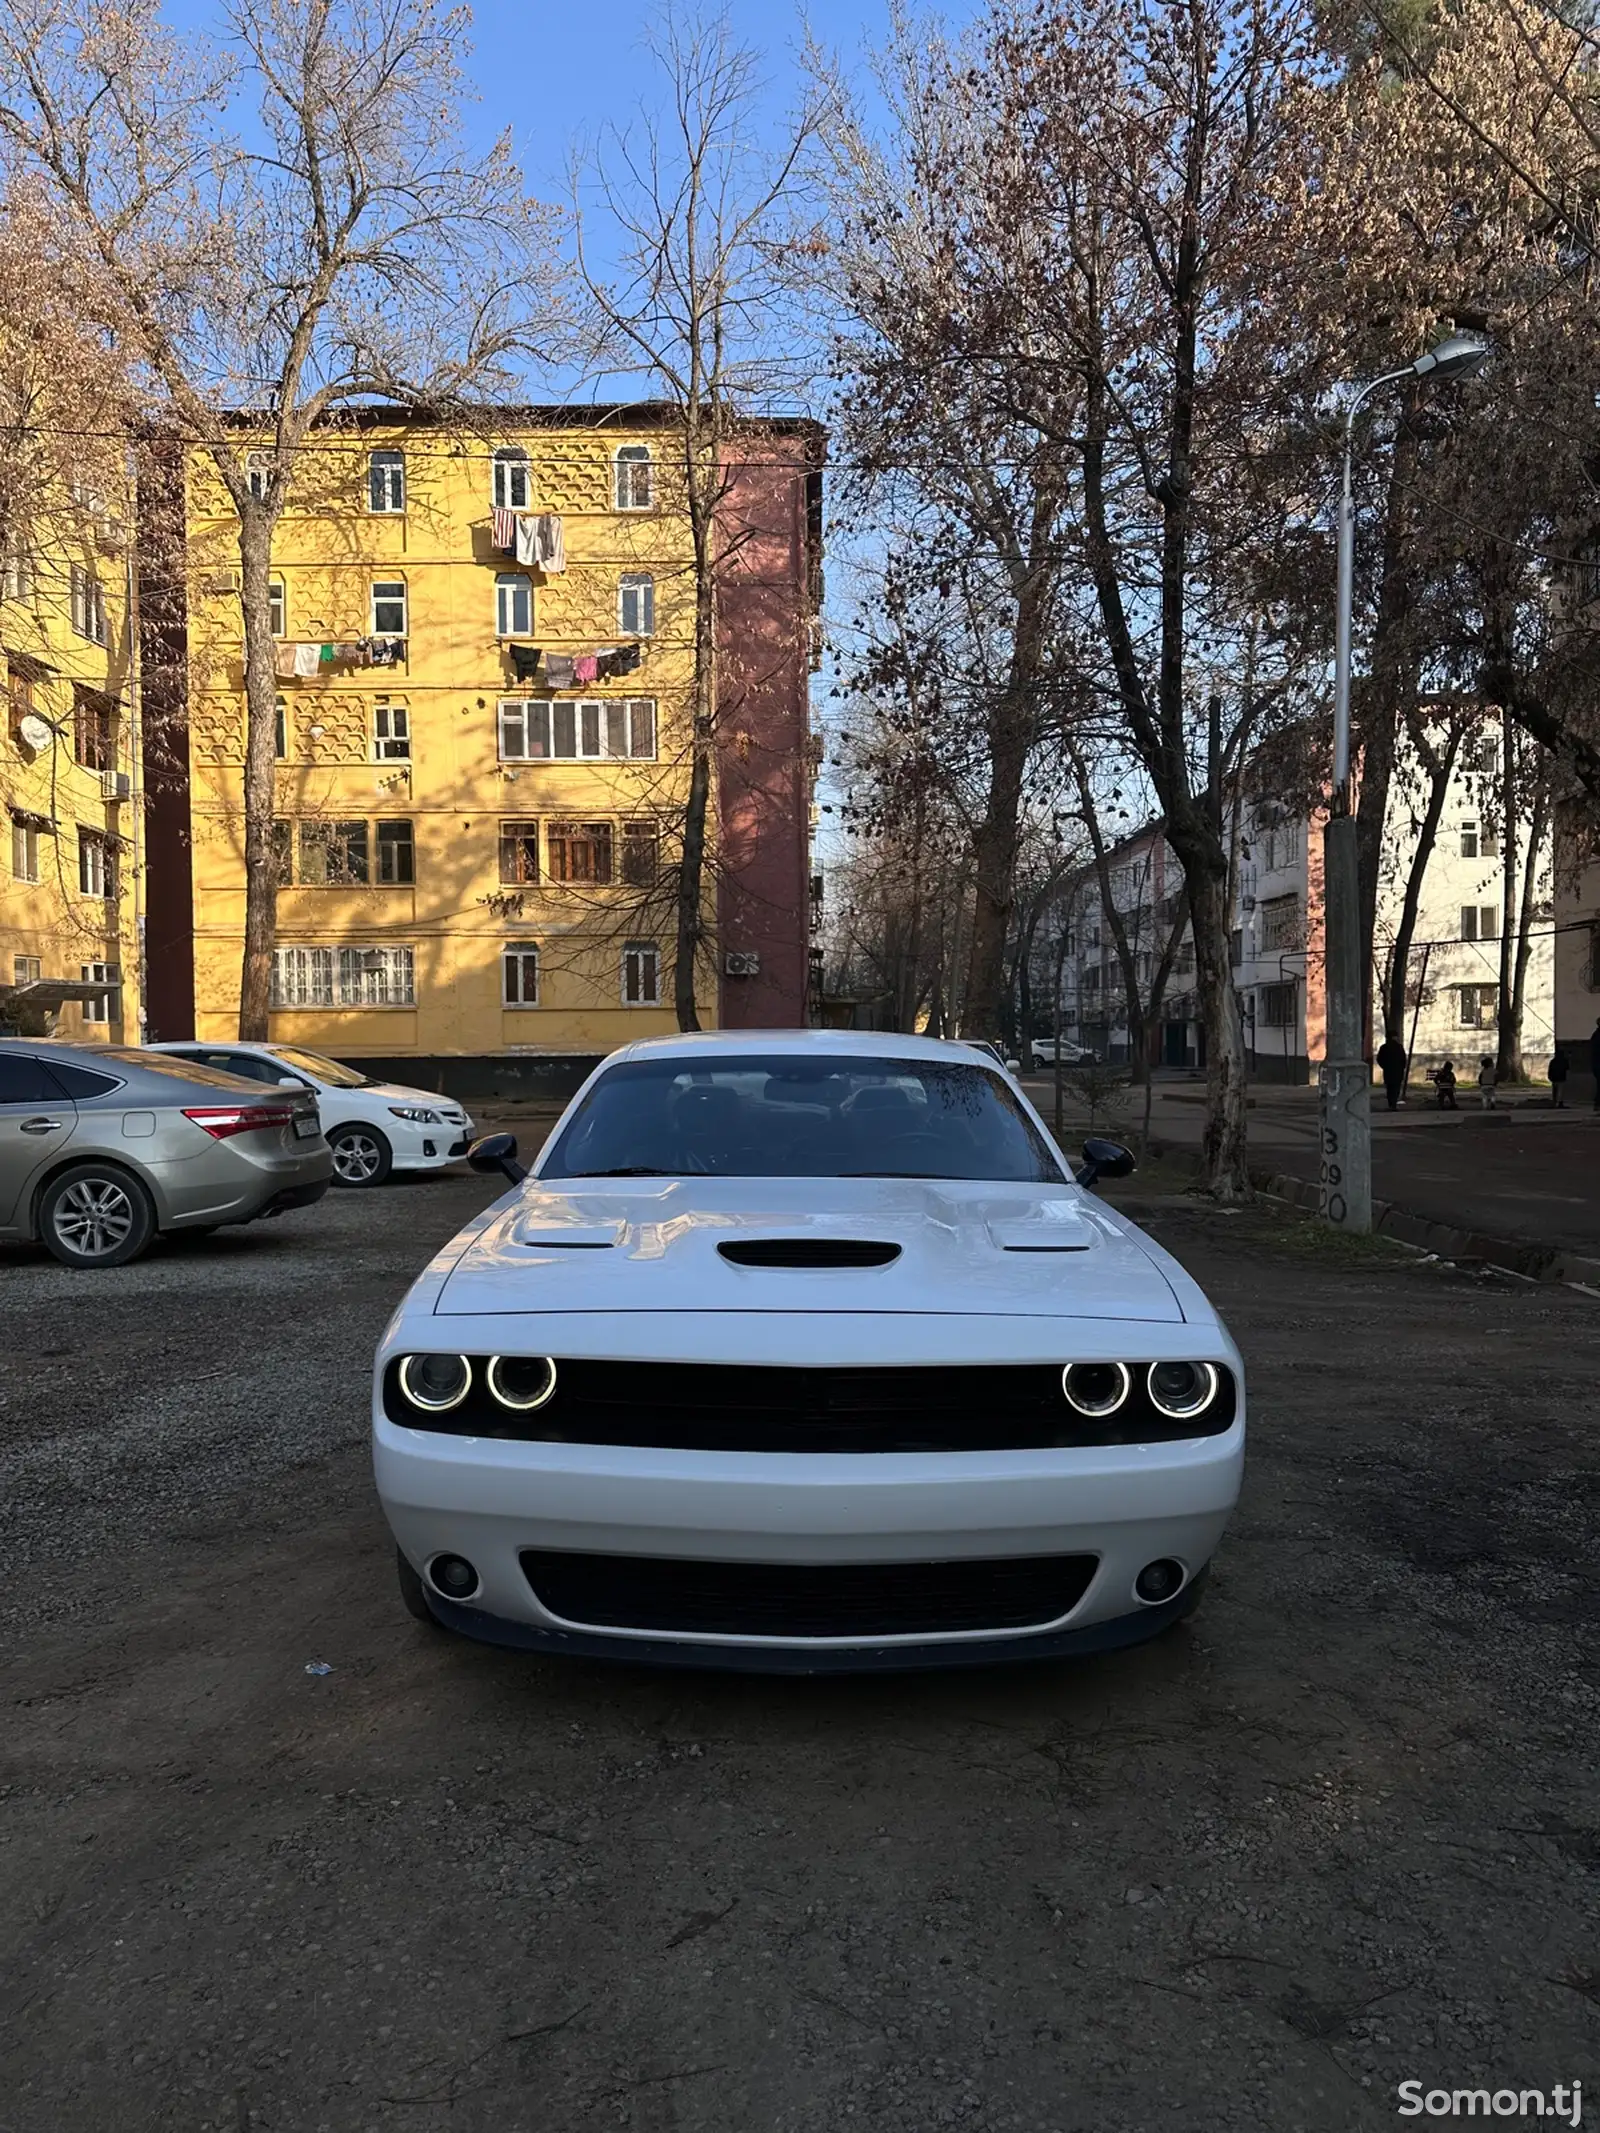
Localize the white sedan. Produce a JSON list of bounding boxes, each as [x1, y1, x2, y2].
[[148, 1042, 473, 1187], [373, 1031, 1243, 1672]]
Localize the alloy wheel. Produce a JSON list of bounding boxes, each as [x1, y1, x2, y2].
[[332, 1131, 384, 1183], [52, 1178, 136, 1259]]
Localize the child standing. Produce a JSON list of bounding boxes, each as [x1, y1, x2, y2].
[[1431, 1060, 1459, 1109], [1477, 1056, 1497, 1108]]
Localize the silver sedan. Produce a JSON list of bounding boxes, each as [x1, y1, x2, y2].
[[0, 1039, 332, 1268]]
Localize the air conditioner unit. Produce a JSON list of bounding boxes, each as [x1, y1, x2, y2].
[[101, 771, 131, 802], [203, 570, 240, 595], [725, 950, 761, 977]]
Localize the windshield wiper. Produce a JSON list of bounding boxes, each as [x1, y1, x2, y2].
[[574, 1165, 677, 1177]]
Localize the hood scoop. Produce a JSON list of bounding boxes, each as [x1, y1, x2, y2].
[[513, 1219, 626, 1251], [985, 1204, 1094, 1254], [718, 1238, 902, 1270]]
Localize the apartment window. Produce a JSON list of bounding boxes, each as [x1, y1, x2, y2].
[[495, 573, 533, 638], [497, 697, 657, 762], [78, 829, 114, 898], [502, 943, 540, 1006], [493, 446, 531, 510], [270, 819, 292, 884], [11, 819, 42, 881], [1259, 982, 1297, 1028], [13, 955, 41, 986], [3, 535, 32, 602], [1468, 742, 1499, 777], [1460, 905, 1499, 943], [615, 445, 654, 511], [70, 566, 107, 645], [245, 452, 271, 502], [1458, 983, 1499, 1028], [621, 819, 659, 887], [373, 701, 410, 760], [74, 690, 116, 771], [298, 819, 370, 885], [618, 572, 655, 635], [623, 941, 661, 1004], [547, 820, 614, 885], [371, 580, 407, 638], [80, 961, 119, 1023], [274, 697, 288, 759], [498, 819, 540, 885], [368, 449, 405, 513], [1459, 822, 1498, 860], [268, 579, 285, 637], [1258, 893, 1301, 951], [270, 945, 415, 1007], [376, 818, 415, 885], [1229, 927, 1244, 967]]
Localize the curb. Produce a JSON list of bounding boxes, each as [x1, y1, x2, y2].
[[1144, 1137, 1600, 1289]]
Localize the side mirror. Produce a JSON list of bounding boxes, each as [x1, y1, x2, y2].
[[469, 1131, 527, 1185], [1076, 1137, 1136, 1189], [277, 1076, 312, 1089]]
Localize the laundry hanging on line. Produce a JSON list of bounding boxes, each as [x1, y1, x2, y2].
[[509, 644, 542, 682], [542, 653, 576, 689], [533, 513, 566, 573], [492, 507, 517, 553], [292, 642, 321, 678]]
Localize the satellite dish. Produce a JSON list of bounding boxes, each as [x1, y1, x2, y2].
[[17, 714, 51, 755]]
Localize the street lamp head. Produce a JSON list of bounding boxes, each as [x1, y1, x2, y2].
[[1409, 331, 1490, 384]]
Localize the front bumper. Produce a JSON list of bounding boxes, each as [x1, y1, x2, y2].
[[375, 1423, 1243, 1663], [387, 1115, 474, 1172]]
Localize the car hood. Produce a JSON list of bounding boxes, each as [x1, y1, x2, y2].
[[357, 1080, 468, 1113], [432, 1176, 1186, 1322]]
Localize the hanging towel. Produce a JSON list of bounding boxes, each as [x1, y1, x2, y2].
[[534, 513, 566, 573], [514, 514, 540, 569], [608, 641, 642, 677], [336, 641, 362, 664], [509, 644, 542, 682], [318, 642, 335, 668], [292, 642, 321, 677], [492, 507, 518, 553], [543, 653, 575, 689], [572, 652, 599, 685], [274, 643, 297, 678]]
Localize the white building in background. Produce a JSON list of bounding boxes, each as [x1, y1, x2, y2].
[[1552, 837, 1600, 1095]]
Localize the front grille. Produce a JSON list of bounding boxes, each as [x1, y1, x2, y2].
[[520, 1549, 1097, 1638], [382, 1358, 1237, 1451]]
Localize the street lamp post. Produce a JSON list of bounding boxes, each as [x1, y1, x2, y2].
[[1320, 331, 1489, 1234]]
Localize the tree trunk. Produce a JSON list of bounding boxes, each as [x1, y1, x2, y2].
[[674, 457, 718, 1032], [1503, 751, 1548, 1080], [1495, 711, 1519, 1079], [1382, 726, 1462, 1046], [238, 507, 280, 1040], [1171, 824, 1247, 1196]]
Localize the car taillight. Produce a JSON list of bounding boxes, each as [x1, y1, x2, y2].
[[182, 1104, 298, 1140]]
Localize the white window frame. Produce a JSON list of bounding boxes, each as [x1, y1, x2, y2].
[[80, 960, 118, 1023], [497, 697, 657, 763], [368, 449, 406, 514], [502, 943, 540, 1007], [370, 579, 407, 638], [13, 954, 41, 985], [493, 447, 531, 510], [268, 578, 285, 638], [622, 941, 661, 1006], [271, 946, 335, 1007], [77, 830, 111, 899], [274, 697, 288, 759], [270, 944, 415, 1007], [1460, 822, 1479, 860], [495, 573, 533, 638], [3, 536, 32, 603], [373, 701, 410, 761], [11, 820, 42, 882], [614, 445, 654, 511], [618, 572, 655, 636], [245, 451, 271, 503], [70, 566, 107, 645]]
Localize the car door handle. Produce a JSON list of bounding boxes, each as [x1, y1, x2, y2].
[[19, 1117, 67, 1135]]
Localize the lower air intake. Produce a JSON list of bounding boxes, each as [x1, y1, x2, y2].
[[520, 1550, 1097, 1638]]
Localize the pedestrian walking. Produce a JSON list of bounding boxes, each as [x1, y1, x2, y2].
[[1591, 1016, 1600, 1110], [1376, 1035, 1408, 1111], [1549, 1049, 1569, 1107], [1477, 1056, 1497, 1109], [1430, 1059, 1459, 1110]]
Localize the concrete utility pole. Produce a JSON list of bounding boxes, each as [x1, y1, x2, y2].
[[1321, 331, 1489, 1233]]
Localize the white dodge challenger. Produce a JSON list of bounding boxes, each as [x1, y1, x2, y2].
[[372, 1031, 1244, 1671]]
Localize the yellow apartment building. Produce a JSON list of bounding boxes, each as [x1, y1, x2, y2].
[[143, 406, 822, 1090], [1, 484, 141, 1042]]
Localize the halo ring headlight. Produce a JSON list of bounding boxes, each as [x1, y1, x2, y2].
[[487, 1354, 559, 1412], [1062, 1361, 1131, 1417], [398, 1353, 472, 1412], [1146, 1361, 1220, 1421]]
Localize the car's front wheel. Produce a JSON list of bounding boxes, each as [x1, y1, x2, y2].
[[328, 1124, 393, 1187], [396, 1547, 442, 1627], [37, 1162, 156, 1268]]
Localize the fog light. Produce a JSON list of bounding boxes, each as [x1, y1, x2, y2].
[[1062, 1361, 1131, 1416], [486, 1354, 558, 1411], [398, 1353, 472, 1411], [429, 1554, 479, 1599], [1135, 1558, 1185, 1604], [1146, 1361, 1219, 1421]]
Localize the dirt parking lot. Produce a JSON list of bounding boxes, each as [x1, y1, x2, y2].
[[3, 1173, 1598, 2133]]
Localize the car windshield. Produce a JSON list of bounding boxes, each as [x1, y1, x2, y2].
[[269, 1046, 368, 1088], [540, 1055, 1063, 1182]]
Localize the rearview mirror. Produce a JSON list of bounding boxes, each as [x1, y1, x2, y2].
[[1076, 1137, 1136, 1189], [468, 1131, 527, 1185]]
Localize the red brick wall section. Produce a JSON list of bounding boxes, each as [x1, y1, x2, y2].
[[713, 434, 817, 1028]]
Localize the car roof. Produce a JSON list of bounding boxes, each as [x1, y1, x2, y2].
[[604, 1030, 1001, 1067]]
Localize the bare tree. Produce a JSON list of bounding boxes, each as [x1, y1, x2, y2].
[[0, 0, 554, 1034], [570, 11, 826, 1030]]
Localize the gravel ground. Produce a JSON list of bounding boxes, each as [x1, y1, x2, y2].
[[2, 1174, 1598, 2133]]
